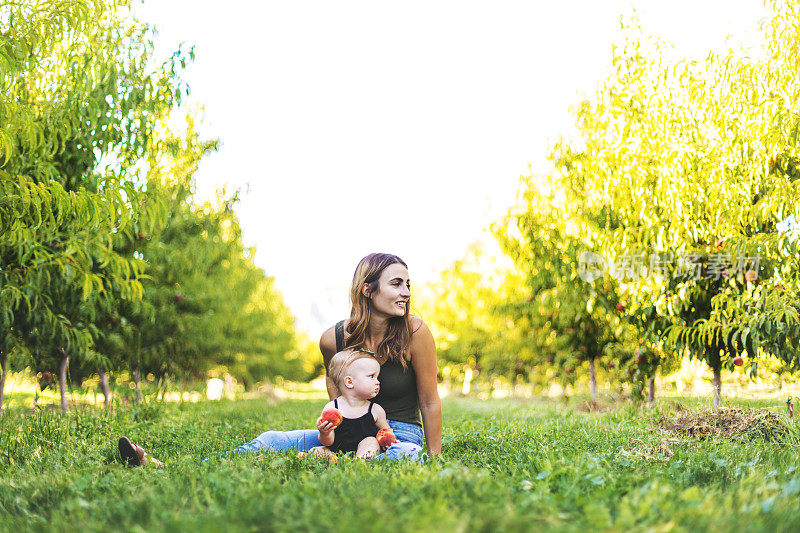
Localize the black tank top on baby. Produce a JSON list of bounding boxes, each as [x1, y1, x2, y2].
[[335, 320, 422, 426], [330, 398, 380, 453]]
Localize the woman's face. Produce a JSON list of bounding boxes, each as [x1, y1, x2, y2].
[[364, 263, 410, 318]]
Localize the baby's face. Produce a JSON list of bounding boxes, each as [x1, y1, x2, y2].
[[346, 358, 381, 399]]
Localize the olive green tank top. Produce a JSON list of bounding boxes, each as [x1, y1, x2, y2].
[[335, 320, 421, 426]]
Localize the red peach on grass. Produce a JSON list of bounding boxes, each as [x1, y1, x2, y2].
[[376, 429, 397, 448], [745, 270, 757, 282], [321, 408, 343, 427]]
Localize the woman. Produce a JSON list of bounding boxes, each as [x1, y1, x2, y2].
[[119, 253, 441, 465], [235, 252, 441, 459]]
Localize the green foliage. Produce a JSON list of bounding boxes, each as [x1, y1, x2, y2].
[[418, 241, 530, 383], [421, 3, 800, 403], [492, 183, 635, 396], [0, 0, 185, 374], [539, 3, 800, 402], [1, 0, 308, 409], [86, 115, 307, 387]]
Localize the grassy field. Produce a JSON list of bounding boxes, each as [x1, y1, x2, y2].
[[1, 394, 799, 532]]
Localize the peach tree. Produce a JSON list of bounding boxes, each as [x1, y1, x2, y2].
[[0, 0, 190, 411], [549, 5, 800, 408], [494, 182, 631, 401]]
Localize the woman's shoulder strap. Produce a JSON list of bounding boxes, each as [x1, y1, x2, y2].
[[335, 320, 345, 352], [334, 398, 338, 409]]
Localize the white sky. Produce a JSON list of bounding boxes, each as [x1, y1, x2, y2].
[[137, 0, 768, 336]]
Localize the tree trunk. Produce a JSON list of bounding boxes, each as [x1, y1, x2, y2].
[[58, 350, 70, 413], [712, 366, 722, 410], [133, 368, 142, 403], [0, 351, 8, 416], [647, 376, 655, 406], [589, 358, 598, 402], [462, 368, 473, 395], [98, 370, 110, 408]]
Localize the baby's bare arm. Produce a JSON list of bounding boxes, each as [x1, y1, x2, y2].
[[317, 401, 336, 446], [372, 403, 391, 431]]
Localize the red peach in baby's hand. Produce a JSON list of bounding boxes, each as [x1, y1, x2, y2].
[[376, 429, 397, 448], [320, 408, 343, 427]]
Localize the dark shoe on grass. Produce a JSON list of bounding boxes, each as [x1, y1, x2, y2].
[[119, 437, 164, 467], [119, 436, 145, 466]]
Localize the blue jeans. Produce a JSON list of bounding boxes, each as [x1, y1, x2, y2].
[[233, 420, 424, 461]]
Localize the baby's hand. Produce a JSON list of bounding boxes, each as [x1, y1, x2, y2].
[[316, 416, 336, 434], [376, 428, 397, 449], [317, 407, 342, 434]]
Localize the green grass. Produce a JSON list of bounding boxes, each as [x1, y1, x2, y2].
[[1, 395, 799, 532]]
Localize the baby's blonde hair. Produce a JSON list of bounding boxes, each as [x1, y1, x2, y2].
[[327, 349, 376, 389]]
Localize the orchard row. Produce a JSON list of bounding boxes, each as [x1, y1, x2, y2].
[[0, 1, 317, 413], [422, 1, 800, 407]]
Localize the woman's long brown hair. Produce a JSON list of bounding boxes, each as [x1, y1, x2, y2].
[[345, 253, 413, 369]]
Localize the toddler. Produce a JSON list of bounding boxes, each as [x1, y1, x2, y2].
[[310, 349, 392, 459]]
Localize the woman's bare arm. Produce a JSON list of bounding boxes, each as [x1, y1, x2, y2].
[[319, 326, 340, 400], [410, 318, 442, 455]]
